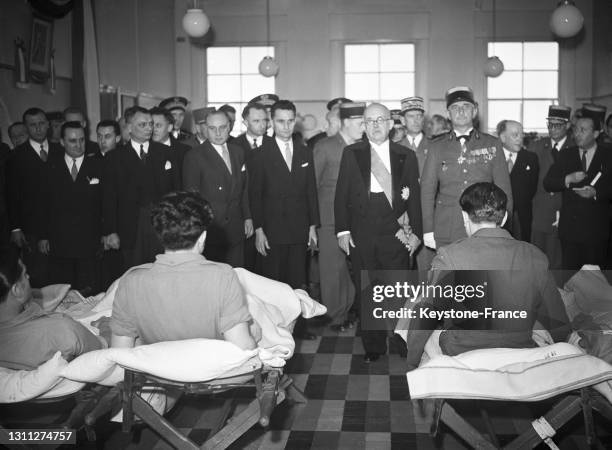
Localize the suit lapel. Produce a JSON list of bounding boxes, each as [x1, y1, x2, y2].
[[353, 142, 371, 195], [271, 139, 291, 176]]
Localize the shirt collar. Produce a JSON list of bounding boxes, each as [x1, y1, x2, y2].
[[453, 128, 474, 139], [30, 139, 48, 153], [580, 143, 597, 154], [161, 138, 172, 147], [275, 137, 292, 150], [64, 153, 84, 166], [155, 252, 207, 266], [552, 135, 567, 149], [246, 133, 261, 146], [503, 147, 517, 160], [130, 140, 149, 154], [370, 139, 390, 153], [211, 142, 226, 153]]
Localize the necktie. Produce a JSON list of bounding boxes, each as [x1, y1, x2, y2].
[[221, 145, 232, 174], [139, 144, 146, 162], [284, 142, 292, 171], [252, 138, 258, 149], [408, 137, 415, 149], [40, 144, 48, 162], [581, 149, 587, 171], [551, 142, 559, 163], [71, 158, 78, 181], [507, 154, 514, 173]]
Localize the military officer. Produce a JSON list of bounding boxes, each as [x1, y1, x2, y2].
[[159, 96, 193, 142], [420, 86, 512, 249]]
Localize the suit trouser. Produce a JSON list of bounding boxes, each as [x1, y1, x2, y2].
[[244, 235, 259, 273], [260, 243, 309, 336], [531, 230, 562, 270], [99, 249, 124, 291], [561, 240, 607, 271], [259, 243, 307, 288], [204, 241, 245, 267], [49, 255, 97, 293], [318, 225, 355, 325], [20, 235, 48, 288], [352, 234, 411, 354]]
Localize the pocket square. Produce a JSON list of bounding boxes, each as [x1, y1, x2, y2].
[[241, 164, 246, 172], [88, 177, 100, 185], [526, 165, 530, 171], [301, 162, 309, 168], [165, 160, 172, 170]]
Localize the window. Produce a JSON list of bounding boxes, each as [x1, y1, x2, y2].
[[207, 46, 275, 135], [344, 43, 415, 110], [487, 42, 559, 134]]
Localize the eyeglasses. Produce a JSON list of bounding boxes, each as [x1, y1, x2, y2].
[[546, 121, 567, 129], [364, 117, 389, 127]]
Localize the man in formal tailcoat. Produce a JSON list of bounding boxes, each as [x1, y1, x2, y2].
[[102, 106, 179, 272], [335, 103, 422, 362], [183, 110, 252, 267], [529, 105, 574, 269], [498, 120, 539, 242], [7, 108, 63, 287], [37, 122, 104, 293]]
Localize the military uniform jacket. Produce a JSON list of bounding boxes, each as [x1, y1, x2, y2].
[[38, 153, 104, 258], [420, 130, 513, 244], [543, 144, 612, 245], [248, 137, 319, 245], [313, 133, 349, 227], [182, 141, 250, 246], [529, 136, 574, 234], [334, 140, 422, 244]]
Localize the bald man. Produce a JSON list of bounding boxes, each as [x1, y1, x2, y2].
[[335, 103, 422, 362]]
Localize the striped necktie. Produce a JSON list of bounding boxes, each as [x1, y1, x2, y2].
[[71, 158, 78, 181]]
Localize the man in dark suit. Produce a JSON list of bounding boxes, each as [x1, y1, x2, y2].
[[498, 120, 539, 242], [102, 106, 179, 272], [183, 110, 252, 267], [159, 96, 193, 143], [218, 104, 237, 143], [530, 106, 574, 269], [96, 120, 121, 158], [335, 103, 422, 362], [544, 110, 612, 270], [37, 122, 104, 293], [7, 108, 62, 287], [235, 103, 275, 272], [183, 107, 215, 148], [249, 100, 319, 290], [150, 107, 190, 186]]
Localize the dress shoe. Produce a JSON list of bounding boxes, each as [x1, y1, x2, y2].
[[330, 324, 346, 333], [364, 352, 381, 363]]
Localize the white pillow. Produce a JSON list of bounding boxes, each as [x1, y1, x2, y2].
[[62, 339, 259, 384], [0, 352, 66, 403]]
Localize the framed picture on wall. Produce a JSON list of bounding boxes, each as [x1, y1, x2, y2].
[[28, 15, 53, 81]]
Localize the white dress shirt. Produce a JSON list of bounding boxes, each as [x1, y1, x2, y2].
[[551, 135, 567, 151], [406, 132, 423, 149], [64, 153, 84, 172], [275, 137, 293, 168], [503, 148, 517, 166], [130, 140, 149, 157], [247, 133, 262, 148], [29, 139, 49, 158]]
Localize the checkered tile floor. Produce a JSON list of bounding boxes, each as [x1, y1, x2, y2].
[[93, 323, 612, 450]]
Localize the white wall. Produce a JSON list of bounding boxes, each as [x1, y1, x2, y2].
[[174, 0, 595, 131]]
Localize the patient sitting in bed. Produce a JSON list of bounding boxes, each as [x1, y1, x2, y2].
[[405, 182, 571, 370], [0, 246, 103, 370], [110, 191, 256, 351]]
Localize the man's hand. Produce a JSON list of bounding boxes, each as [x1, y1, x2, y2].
[[308, 225, 318, 251], [10, 230, 27, 248], [38, 240, 50, 254], [565, 171, 586, 187], [337, 233, 355, 255], [572, 185, 596, 199], [105, 233, 120, 250], [395, 229, 410, 247], [407, 233, 421, 257], [255, 228, 270, 256], [423, 232, 436, 250], [244, 219, 254, 238]]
